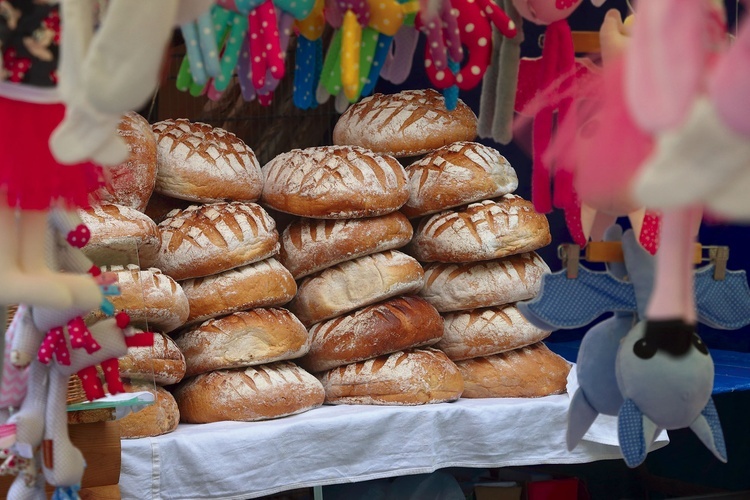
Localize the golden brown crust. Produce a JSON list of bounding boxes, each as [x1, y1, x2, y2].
[[179, 258, 297, 325], [119, 382, 180, 438], [298, 296, 444, 373], [279, 212, 413, 279], [407, 195, 551, 263], [174, 362, 325, 423], [118, 332, 187, 385], [261, 146, 409, 218], [401, 142, 518, 218], [153, 202, 279, 280], [318, 348, 464, 405], [456, 343, 571, 398], [174, 309, 310, 377], [332, 89, 477, 157]]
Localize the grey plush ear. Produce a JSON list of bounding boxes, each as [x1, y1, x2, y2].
[[567, 389, 599, 451], [689, 398, 728, 463], [621, 229, 656, 319]]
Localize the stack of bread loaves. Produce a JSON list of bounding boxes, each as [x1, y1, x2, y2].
[[141, 118, 323, 424], [78, 112, 189, 438], [261, 144, 464, 405], [334, 90, 570, 398]]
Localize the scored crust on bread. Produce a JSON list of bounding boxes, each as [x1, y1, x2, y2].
[[279, 212, 413, 279], [317, 348, 464, 405], [456, 343, 571, 398], [298, 295, 444, 373], [437, 304, 551, 361], [174, 309, 311, 377], [93, 111, 157, 212], [401, 142, 519, 218], [408, 195, 552, 263], [419, 252, 550, 312], [180, 257, 297, 325], [153, 202, 279, 281], [79, 203, 161, 268], [174, 362, 325, 423], [261, 145, 409, 218], [288, 250, 425, 327], [152, 118, 263, 203], [117, 331, 187, 385], [332, 89, 478, 157]]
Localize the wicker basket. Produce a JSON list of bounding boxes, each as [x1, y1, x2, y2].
[[4, 305, 89, 406]]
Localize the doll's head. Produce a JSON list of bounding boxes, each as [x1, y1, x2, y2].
[[511, 0, 583, 25]]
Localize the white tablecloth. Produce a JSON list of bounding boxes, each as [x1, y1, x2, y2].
[[119, 367, 668, 500]]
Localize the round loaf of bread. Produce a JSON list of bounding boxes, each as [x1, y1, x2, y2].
[[288, 250, 425, 327], [318, 348, 464, 405], [180, 258, 296, 325], [437, 305, 551, 361], [456, 343, 570, 398], [153, 202, 279, 280], [298, 296, 443, 373], [89, 265, 190, 333], [152, 118, 263, 203], [419, 252, 550, 312], [119, 381, 180, 438], [118, 331, 187, 385], [279, 212, 413, 279], [174, 309, 310, 377], [93, 112, 157, 212], [332, 89, 478, 157], [408, 195, 551, 263], [79, 204, 161, 268], [401, 142, 518, 218], [261, 145, 409, 218], [174, 362, 325, 423]]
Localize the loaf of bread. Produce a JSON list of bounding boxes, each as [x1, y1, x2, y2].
[[174, 362, 325, 423], [153, 202, 279, 280], [318, 348, 464, 405], [279, 212, 413, 279], [88, 265, 190, 333], [401, 142, 518, 218], [332, 89, 478, 157], [288, 250, 425, 326], [437, 305, 551, 361], [456, 343, 570, 398], [407, 195, 551, 263], [119, 381, 180, 438], [79, 203, 161, 268], [92, 112, 157, 212], [298, 296, 443, 373], [152, 118, 263, 203], [174, 309, 310, 377], [261, 145, 409, 218], [118, 331, 187, 385], [180, 258, 296, 325], [419, 252, 549, 312]]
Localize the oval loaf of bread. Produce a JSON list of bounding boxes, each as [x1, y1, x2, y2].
[[401, 142, 518, 218], [456, 343, 570, 398], [437, 305, 551, 361], [174, 362, 325, 423], [279, 212, 413, 279], [174, 309, 310, 377], [119, 381, 180, 438], [79, 203, 161, 268], [154, 202, 279, 280], [93, 112, 157, 212], [90, 265, 189, 333], [261, 145, 409, 218], [152, 118, 263, 203], [180, 257, 297, 325], [117, 331, 187, 385], [288, 250, 425, 327], [408, 195, 551, 263], [332, 89, 478, 157], [419, 252, 550, 312], [318, 348, 464, 405], [298, 296, 443, 373]]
